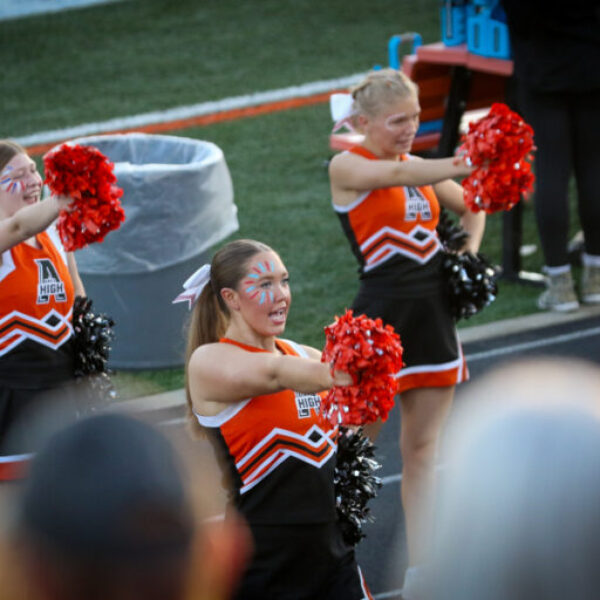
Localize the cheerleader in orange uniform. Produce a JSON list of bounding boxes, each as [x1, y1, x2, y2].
[[0, 141, 83, 478], [329, 69, 485, 598], [178, 239, 373, 600]]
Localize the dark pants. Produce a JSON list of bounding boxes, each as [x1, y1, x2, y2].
[[517, 86, 600, 266]]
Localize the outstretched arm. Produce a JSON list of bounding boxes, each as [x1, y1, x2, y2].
[[329, 152, 473, 205], [189, 343, 351, 408], [0, 195, 73, 253]]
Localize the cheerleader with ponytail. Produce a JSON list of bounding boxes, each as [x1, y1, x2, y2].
[[174, 239, 373, 600]]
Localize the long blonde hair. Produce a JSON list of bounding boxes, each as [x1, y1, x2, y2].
[[184, 239, 273, 435]]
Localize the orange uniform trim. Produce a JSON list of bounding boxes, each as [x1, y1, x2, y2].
[[397, 355, 468, 394], [336, 146, 442, 271], [202, 338, 336, 495], [0, 230, 74, 356]]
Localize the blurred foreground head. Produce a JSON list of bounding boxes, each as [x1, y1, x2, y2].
[[431, 358, 600, 600], [2, 412, 251, 600], [16, 413, 194, 600]]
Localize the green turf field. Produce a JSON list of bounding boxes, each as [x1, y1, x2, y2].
[[0, 0, 581, 397]]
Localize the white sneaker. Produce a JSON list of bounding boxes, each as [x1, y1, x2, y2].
[[537, 270, 579, 312], [582, 264, 600, 304]]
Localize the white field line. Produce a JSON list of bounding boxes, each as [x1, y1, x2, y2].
[[0, 453, 33, 463], [0, 0, 123, 22], [15, 73, 364, 148], [465, 326, 600, 362], [381, 473, 403, 485], [374, 590, 403, 599]]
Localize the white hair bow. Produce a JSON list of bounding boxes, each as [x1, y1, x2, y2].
[[330, 93, 356, 133], [172, 263, 211, 310]]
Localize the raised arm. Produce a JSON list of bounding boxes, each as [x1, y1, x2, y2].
[[0, 195, 73, 254], [329, 151, 473, 205], [189, 343, 350, 410]]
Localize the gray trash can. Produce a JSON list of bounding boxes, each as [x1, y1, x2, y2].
[[64, 133, 238, 369]]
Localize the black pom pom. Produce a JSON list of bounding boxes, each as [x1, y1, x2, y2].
[[72, 296, 118, 402], [334, 427, 382, 546], [436, 208, 469, 252], [437, 209, 499, 321], [442, 252, 499, 321]]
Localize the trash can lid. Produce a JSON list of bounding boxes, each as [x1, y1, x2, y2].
[[63, 133, 239, 275]]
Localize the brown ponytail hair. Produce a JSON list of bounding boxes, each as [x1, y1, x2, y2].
[[0, 140, 27, 172], [184, 239, 273, 436], [0, 141, 28, 267]]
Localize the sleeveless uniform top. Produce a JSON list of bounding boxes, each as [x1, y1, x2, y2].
[[195, 338, 338, 525], [0, 226, 75, 388], [334, 146, 467, 393], [334, 145, 444, 296]]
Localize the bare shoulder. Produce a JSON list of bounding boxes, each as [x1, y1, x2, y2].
[[189, 341, 269, 376], [189, 343, 233, 373], [329, 152, 367, 205], [188, 344, 239, 413], [329, 150, 361, 174]]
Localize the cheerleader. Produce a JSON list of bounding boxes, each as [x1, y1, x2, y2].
[[329, 69, 485, 598], [177, 238, 373, 600], [0, 140, 83, 478]]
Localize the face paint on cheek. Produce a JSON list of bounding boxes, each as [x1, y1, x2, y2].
[[243, 279, 260, 300], [0, 166, 24, 194], [244, 280, 275, 305], [245, 260, 278, 304], [258, 290, 275, 305]]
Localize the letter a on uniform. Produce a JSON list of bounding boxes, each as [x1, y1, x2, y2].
[[404, 187, 432, 221], [35, 258, 67, 304]]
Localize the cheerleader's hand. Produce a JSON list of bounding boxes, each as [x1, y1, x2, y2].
[[53, 194, 76, 212], [452, 151, 476, 176], [331, 368, 354, 387]]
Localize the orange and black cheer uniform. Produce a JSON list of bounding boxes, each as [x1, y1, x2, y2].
[[0, 226, 75, 465], [333, 146, 467, 393], [195, 337, 372, 600]]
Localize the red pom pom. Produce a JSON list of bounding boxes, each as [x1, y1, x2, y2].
[[44, 144, 125, 251], [458, 103, 535, 214], [321, 310, 403, 426]]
